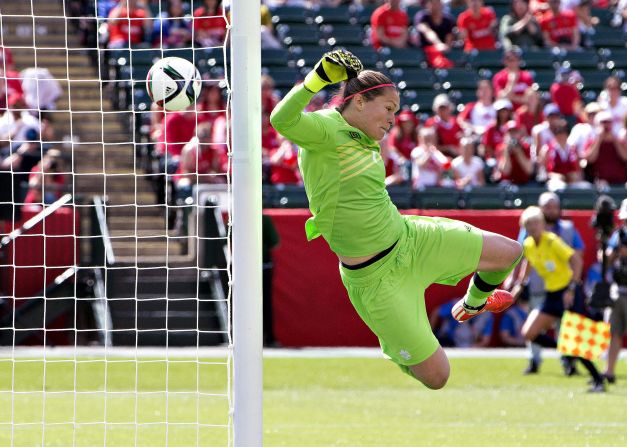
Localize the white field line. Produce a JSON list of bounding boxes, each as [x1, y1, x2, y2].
[[0, 346, 625, 359]]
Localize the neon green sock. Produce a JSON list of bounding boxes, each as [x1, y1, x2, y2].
[[463, 252, 522, 309]]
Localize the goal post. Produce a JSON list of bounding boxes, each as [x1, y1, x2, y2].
[[230, 0, 263, 445]]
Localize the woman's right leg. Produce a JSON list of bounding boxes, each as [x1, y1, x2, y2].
[[409, 346, 450, 390]]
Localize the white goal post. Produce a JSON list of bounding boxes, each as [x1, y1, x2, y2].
[[230, 0, 263, 445]]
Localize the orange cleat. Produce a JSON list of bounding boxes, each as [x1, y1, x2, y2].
[[451, 290, 515, 323]]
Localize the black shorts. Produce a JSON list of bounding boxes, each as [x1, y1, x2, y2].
[[540, 286, 585, 318]]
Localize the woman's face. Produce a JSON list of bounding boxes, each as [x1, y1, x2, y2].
[[606, 79, 621, 101], [512, 0, 528, 17], [358, 89, 400, 141], [476, 81, 492, 102], [525, 218, 544, 239]]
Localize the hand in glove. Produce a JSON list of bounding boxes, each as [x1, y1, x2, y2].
[[303, 49, 363, 93]]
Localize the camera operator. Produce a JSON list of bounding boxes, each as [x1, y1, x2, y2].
[[603, 199, 627, 384]]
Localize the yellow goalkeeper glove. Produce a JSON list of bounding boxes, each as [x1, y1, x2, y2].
[[303, 49, 363, 93]]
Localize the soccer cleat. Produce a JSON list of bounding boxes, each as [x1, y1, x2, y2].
[[451, 289, 515, 322]]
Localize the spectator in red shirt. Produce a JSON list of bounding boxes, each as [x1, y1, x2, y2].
[[155, 110, 198, 159], [424, 94, 463, 157], [550, 67, 583, 119], [583, 111, 627, 186], [23, 149, 65, 206], [107, 0, 152, 49], [370, 0, 409, 50], [270, 139, 301, 185], [0, 65, 23, 111], [388, 110, 420, 161], [193, 0, 228, 47], [515, 87, 544, 135], [539, 0, 581, 50], [539, 123, 584, 187], [495, 120, 534, 184], [457, 0, 498, 52], [492, 48, 534, 109], [458, 79, 496, 135], [0, 46, 14, 70], [412, 0, 456, 68], [481, 99, 514, 158]]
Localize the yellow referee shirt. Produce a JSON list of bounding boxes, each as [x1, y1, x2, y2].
[[523, 232, 575, 292]]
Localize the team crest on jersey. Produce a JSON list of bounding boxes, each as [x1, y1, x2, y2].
[[349, 131, 361, 140]]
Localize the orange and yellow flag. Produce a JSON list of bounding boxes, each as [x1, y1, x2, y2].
[[557, 311, 610, 361]]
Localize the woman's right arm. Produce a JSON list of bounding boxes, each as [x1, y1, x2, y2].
[[269, 84, 331, 150]]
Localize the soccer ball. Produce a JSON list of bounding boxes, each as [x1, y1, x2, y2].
[[146, 57, 202, 111]]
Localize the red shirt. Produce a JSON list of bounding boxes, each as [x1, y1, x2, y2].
[[193, 7, 228, 36], [107, 7, 148, 45], [550, 83, 580, 116], [155, 112, 197, 157], [496, 141, 533, 184], [457, 7, 497, 52], [0, 69, 23, 110], [174, 141, 228, 183], [262, 126, 280, 152], [492, 69, 534, 108], [389, 128, 418, 159], [370, 4, 409, 50], [545, 140, 580, 176], [515, 108, 544, 136], [24, 165, 65, 204], [584, 140, 627, 184], [0, 46, 13, 68], [481, 122, 506, 158], [424, 116, 462, 149], [540, 10, 577, 46], [270, 146, 300, 185]]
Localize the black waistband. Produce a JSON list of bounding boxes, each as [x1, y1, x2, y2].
[[341, 240, 398, 270]]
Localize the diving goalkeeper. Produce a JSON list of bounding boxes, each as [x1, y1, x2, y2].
[[270, 50, 522, 389]]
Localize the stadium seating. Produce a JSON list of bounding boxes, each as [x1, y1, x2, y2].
[[436, 68, 480, 90], [414, 187, 461, 209], [312, 5, 352, 25], [270, 6, 312, 25], [379, 47, 425, 68], [322, 24, 366, 47], [463, 186, 511, 210]]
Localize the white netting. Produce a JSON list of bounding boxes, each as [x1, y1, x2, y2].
[[0, 0, 233, 445]]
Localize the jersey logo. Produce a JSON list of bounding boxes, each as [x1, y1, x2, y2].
[[349, 131, 361, 140], [464, 224, 472, 232], [399, 350, 411, 361]]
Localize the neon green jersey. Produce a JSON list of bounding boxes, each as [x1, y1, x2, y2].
[[270, 84, 404, 257]]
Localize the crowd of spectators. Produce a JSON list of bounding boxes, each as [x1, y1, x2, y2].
[[0, 46, 64, 214], [92, 0, 627, 205], [254, 0, 627, 190]]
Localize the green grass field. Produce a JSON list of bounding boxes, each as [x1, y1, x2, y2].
[[0, 355, 625, 447]]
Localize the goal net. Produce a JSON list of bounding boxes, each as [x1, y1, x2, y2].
[[0, 1, 260, 445]]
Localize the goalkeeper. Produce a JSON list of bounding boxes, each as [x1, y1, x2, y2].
[[270, 50, 522, 389]]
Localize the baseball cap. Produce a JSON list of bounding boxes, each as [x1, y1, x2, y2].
[[584, 102, 601, 114], [504, 120, 518, 132], [432, 93, 453, 111], [397, 110, 417, 123], [595, 110, 613, 125], [619, 198, 627, 220], [494, 99, 513, 111], [543, 103, 560, 116]]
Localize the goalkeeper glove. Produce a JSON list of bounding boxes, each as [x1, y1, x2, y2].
[[303, 49, 363, 93]]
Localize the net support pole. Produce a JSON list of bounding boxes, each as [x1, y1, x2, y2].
[[231, 0, 263, 445]]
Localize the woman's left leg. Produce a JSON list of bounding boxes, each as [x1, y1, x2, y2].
[[453, 231, 522, 321]]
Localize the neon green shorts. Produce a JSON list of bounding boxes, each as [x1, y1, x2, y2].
[[339, 215, 483, 366]]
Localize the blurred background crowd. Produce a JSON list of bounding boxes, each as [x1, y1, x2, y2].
[[59, 0, 627, 214]]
